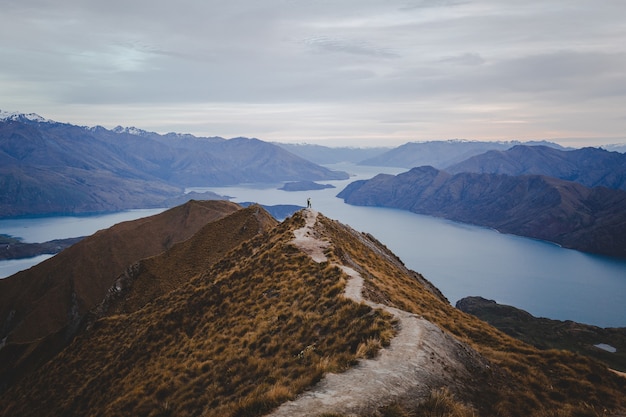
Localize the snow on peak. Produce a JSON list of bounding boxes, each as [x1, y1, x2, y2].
[[0, 110, 54, 123], [112, 126, 150, 136]]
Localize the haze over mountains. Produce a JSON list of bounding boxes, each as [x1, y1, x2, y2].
[[357, 140, 567, 169], [0, 111, 347, 218], [1, 202, 624, 416], [446, 145, 626, 190]]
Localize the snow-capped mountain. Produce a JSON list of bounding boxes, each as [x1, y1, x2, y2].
[[0, 110, 54, 123], [0, 112, 348, 217]]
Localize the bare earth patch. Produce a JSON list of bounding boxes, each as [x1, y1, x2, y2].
[[268, 209, 482, 416]]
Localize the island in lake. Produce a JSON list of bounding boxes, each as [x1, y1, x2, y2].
[[278, 181, 336, 192]]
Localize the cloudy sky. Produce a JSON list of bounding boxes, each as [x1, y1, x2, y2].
[[2, 0, 626, 147]]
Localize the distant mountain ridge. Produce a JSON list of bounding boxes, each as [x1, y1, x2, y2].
[[0, 112, 348, 218], [446, 145, 626, 190], [359, 140, 566, 169], [275, 142, 389, 164], [338, 166, 626, 258]]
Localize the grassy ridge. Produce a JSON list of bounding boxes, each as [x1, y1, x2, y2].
[[0, 211, 395, 417], [1, 209, 624, 417], [316, 214, 626, 416]]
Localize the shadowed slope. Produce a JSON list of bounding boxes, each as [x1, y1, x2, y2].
[[0, 200, 241, 391], [99, 205, 278, 316]]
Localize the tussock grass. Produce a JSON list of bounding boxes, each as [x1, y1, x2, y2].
[[0, 210, 395, 417], [315, 214, 626, 417], [1, 209, 624, 417]]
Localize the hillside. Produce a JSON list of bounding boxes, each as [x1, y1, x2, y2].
[[359, 140, 565, 169], [0, 200, 243, 391], [0, 113, 348, 217], [446, 145, 626, 190], [337, 166, 626, 258], [0, 206, 625, 416], [457, 296, 626, 373]]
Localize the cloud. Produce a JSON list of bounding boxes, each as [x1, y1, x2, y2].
[[1, 0, 625, 146], [303, 36, 400, 58]]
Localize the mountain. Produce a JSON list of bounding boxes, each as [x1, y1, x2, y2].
[[603, 143, 626, 153], [0, 112, 348, 218], [446, 145, 626, 190], [275, 142, 389, 164], [0, 205, 625, 416], [456, 296, 626, 373], [0, 200, 244, 391], [337, 166, 626, 258], [359, 140, 566, 169]]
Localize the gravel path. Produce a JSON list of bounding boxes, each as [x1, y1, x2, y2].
[[267, 209, 476, 416]]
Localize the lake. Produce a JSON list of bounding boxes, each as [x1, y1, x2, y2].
[[2, 163, 625, 327]]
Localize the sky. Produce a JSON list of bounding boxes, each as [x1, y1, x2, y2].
[[2, 0, 626, 147]]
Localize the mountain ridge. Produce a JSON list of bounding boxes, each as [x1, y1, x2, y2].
[[337, 166, 626, 258], [0, 113, 348, 218], [446, 145, 626, 190], [0, 205, 625, 416], [359, 140, 566, 169], [0, 200, 244, 391]]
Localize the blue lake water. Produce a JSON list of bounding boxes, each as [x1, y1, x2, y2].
[[2, 163, 625, 327]]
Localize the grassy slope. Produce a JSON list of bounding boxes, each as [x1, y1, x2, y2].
[[99, 205, 280, 316], [0, 210, 624, 417], [0, 211, 394, 417], [0, 200, 241, 393], [316, 214, 626, 417], [457, 296, 626, 373]]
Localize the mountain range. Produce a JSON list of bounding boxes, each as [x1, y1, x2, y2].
[[337, 165, 626, 258], [0, 112, 347, 218], [446, 145, 626, 190], [275, 142, 389, 164], [358, 140, 566, 169], [1, 202, 624, 416]]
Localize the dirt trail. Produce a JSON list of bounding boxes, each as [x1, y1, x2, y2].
[[267, 209, 478, 416]]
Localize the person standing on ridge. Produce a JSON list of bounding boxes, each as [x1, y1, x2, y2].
[[307, 198, 311, 209]]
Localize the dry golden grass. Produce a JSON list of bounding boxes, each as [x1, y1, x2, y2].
[[1, 209, 624, 417], [315, 214, 626, 417], [0, 210, 395, 417]]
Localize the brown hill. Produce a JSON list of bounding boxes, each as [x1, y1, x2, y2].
[[98, 205, 278, 316], [457, 296, 626, 373], [0, 208, 624, 417], [0, 200, 242, 391], [337, 166, 626, 258]]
